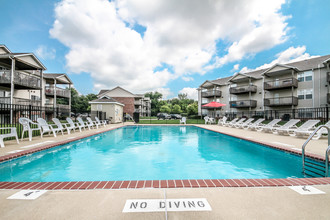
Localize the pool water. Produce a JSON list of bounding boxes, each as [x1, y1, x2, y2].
[[0, 126, 306, 182]]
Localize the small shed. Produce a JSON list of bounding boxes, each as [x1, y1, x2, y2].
[[89, 96, 124, 123]]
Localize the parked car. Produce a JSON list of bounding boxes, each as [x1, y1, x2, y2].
[[157, 113, 171, 120], [170, 114, 182, 119]]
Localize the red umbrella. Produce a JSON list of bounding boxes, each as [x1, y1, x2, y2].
[[202, 101, 226, 107]]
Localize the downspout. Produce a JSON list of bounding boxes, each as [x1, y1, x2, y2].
[[54, 78, 57, 118], [9, 56, 15, 124], [319, 64, 321, 107]]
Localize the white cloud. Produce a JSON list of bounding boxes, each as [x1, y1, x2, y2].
[[178, 87, 198, 100], [155, 88, 173, 100], [35, 45, 56, 60], [240, 46, 318, 73], [50, 0, 290, 93], [182, 76, 194, 82], [232, 64, 240, 71]]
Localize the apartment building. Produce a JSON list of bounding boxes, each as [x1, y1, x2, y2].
[[198, 55, 330, 118], [0, 44, 73, 121], [97, 86, 151, 117]]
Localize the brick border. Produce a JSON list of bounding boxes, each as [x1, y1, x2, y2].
[[0, 124, 329, 190]]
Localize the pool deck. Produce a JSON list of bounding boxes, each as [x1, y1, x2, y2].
[[0, 123, 330, 219]]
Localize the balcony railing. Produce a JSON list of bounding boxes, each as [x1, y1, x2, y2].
[[201, 90, 222, 97], [45, 86, 70, 98], [229, 85, 257, 94], [264, 77, 298, 90], [0, 70, 41, 89], [264, 96, 298, 107], [134, 100, 142, 105], [0, 97, 41, 106], [229, 100, 257, 108]]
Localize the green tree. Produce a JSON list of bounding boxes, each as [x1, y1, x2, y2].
[[145, 91, 163, 116], [171, 104, 182, 114], [178, 93, 188, 100], [187, 102, 198, 115], [160, 105, 171, 113]]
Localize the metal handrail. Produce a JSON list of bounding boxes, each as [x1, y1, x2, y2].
[[302, 125, 330, 176]]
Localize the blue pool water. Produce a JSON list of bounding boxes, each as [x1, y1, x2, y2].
[[0, 126, 306, 182]]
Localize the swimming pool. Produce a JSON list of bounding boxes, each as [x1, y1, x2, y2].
[[0, 126, 307, 182]]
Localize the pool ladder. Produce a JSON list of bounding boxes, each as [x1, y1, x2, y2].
[[302, 125, 330, 177]]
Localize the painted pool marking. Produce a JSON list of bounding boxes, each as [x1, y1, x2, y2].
[[21, 141, 55, 149], [123, 198, 212, 213], [7, 190, 48, 200], [271, 142, 295, 147], [288, 186, 326, 195]]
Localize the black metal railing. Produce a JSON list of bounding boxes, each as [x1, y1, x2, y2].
[[230, 100, 257, 108], [229, 85, 257, 94], [264, 96, 298, 106], [264, 77, 298, 90], [0, 70, 41, 89]]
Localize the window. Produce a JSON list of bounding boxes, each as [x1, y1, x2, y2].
[[298, 89, 313, 100], [298, 71, 313, 82]]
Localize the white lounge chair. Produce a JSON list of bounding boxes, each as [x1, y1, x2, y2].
[[243, 118, 265, 130], [53, 118, 75, 135], [272, 119, 301, 135], [229, 118, 246, 127], [295, 121, 330, 139], [37, 118, 64, 138], [235, 118, 254, 128], [66, 117, 84, 132], [87, 117, 99, 129], [0, 127, 19, 148], [95, 117, 107, 127], [256, 119, 282, 132], [290, 120, 321, 137], [19, 117, 42, 141], [77, 117, 92, 130], [180, 117, 186, 124], [218, 116, 227, 126], [204, 116, 210, 124], [223, 118, 239, 127]]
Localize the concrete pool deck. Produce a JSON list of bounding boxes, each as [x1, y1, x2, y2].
[[0, 123, 330, 219]]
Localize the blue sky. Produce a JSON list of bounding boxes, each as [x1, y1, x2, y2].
[[1, 0, 329, 99]]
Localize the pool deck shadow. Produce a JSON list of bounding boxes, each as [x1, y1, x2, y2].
[[0, 123, 330, 219]]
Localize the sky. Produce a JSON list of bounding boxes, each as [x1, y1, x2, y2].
[[1, 0, 329, 100]]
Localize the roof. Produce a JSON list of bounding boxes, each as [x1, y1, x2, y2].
[[89, 96, 125, 106], [200, 54, 330, 87], [97, 86, 145, 98], [0, 53, 47, 70], [0, 45, 11, 53], [43, 73, 73, 84]]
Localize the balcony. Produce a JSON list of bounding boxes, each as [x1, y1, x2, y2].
[[201, 90, 222, 98], [45, 86, 70, 98], [229, 85, 257, 94], [0, 97, 41, 106], [264, 78, 298, 90], [229, 100, 257, 108], [134, 100, 142, 105], [0, 70, 41, 90], [264, 96, 298, 107]]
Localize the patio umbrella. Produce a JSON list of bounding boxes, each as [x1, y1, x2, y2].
[[202, 102, 226, 118]]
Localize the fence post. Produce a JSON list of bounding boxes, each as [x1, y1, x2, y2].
[[327, 106, 329, 122]]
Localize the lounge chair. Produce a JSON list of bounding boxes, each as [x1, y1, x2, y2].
[[295, 121, 330, 139], [37, 118, 64, 138], [53, 118, 75, 134], [256, 119, 282, 132], [87, 117, 99, 129], [291, 120, 321, 137], [235, 118, 254, 128], [229, 118, 246, 127], [223, 118, 239, 127], [218, 116, 227, 126], [67, 117, 84, 132], [204, 116, 210, 124], [95, 117, 107, 127], [180, 117, 186, 124], [77, 117, 92, 130], [0, 127, 19, 148], [272, 119, 301, 135], [19, 117, 42, 141], [243, 118, 265, 130]]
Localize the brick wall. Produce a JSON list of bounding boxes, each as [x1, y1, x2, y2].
[[112, 97, 135, 116]]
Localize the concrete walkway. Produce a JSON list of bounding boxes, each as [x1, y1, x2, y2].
[[0, 123, 329, 219]]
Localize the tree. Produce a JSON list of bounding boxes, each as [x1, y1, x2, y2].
[[171, 104, 182, 114], [145, 91, 163, 116], [187, 102, 198, 115], [178, 93, 188, 100], [160, 105, 171, 113]]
